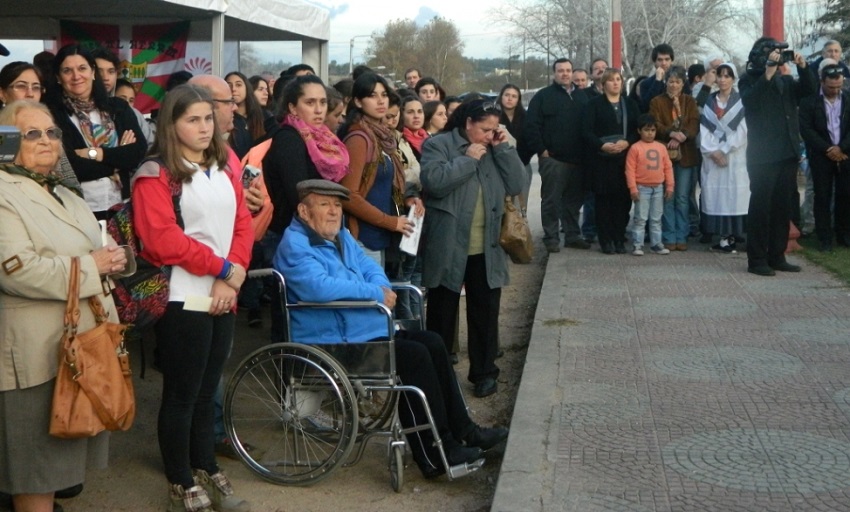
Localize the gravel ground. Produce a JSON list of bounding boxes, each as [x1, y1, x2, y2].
[[47, 181, 546, 512]]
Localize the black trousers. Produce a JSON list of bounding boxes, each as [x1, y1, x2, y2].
[[155, 304, 234, 487], [811, 161, 850, 244], [595, 189, 631, 246], [393, 330, 475, 471], [746, 158, 798, 267], [426, 254, 501, 384]]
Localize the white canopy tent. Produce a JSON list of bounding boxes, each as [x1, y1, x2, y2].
[[0, 0, 331, 77]]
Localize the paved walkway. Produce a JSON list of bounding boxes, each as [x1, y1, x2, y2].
[[492, 236, 850, 511]]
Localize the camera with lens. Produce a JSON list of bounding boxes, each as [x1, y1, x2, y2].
[[746, 39, 795, 75], [0, 126, 22, 163]]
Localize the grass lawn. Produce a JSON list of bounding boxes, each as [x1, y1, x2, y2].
[[796, 236, 850, 285]]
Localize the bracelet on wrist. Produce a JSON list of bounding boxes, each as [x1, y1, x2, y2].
[[224, 264, 235, 281]]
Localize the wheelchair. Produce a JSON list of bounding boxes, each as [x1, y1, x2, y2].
[[223, 269, 483, 491]]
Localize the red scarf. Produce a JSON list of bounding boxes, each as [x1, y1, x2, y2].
[[282, 114, 350, 182], [403, 127, 429, 154]]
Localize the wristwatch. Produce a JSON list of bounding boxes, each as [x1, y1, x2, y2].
[[87, 148, 98, 160]]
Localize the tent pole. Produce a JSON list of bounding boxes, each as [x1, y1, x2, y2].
[[211, 13, 225, 77]]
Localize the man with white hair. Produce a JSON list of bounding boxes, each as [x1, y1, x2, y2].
[[810, 40, 850, 82]]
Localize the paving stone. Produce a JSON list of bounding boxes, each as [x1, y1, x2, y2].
[[493, 233, 850, 512]]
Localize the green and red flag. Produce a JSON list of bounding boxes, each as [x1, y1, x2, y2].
[[59, 20, 189, 114]]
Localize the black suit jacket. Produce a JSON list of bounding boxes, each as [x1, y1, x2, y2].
[[739, 67, 817, 166], [799, 91, 850, 172]]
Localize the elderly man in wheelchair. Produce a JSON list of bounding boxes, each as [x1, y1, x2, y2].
[[273, 179, 509, 479]]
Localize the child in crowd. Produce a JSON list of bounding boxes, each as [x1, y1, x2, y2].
[[626, 114, 675, 255]]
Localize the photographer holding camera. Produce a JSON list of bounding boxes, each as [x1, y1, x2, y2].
[[739, 37, 817, 276]]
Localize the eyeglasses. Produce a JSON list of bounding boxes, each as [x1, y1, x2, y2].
[[10, 82, 43, 94], [23, 128, 63, 141], [212, 98, 237, 106]]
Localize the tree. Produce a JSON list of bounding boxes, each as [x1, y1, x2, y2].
[[413, 17, 469, 92], [366, 19, 419, 83], [367, 17, 469, 93], [492, 0, 754, 77], [815, 0, 850, 49]]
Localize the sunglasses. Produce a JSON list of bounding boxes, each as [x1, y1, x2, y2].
[[23, 128, 63, 141], [822, 66, 844, 79], [478, 101, 501, 113], [212, 98, 237, 105]]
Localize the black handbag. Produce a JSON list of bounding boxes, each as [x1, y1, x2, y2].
[[597, 98, 628, 158]]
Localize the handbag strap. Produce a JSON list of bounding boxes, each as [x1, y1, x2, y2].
[[64, 257, 82, 338], [620, 97, 628, 140], [65, 257, 109, 339]]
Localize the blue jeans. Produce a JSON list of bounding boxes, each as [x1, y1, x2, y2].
[[631, 184, 664, 249], [663, 165, 696, 244]]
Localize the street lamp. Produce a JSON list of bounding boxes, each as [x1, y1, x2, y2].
[[349, 35, 372, 75]]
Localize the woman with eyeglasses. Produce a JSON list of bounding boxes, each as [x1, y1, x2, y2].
[[0, 62, 44, 108], [420, 98, 524, 398], [339, 73, 421, 267], [0, 100, 127, 512], [582, 68, 639, 254], [45, 44, 147, 220]]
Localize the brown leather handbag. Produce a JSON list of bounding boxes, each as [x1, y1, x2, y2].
[[49, 256, 136, 438]]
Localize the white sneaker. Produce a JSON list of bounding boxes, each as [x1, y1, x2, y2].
[[632, 247, 644, 256], [650, 244, 670, 255]]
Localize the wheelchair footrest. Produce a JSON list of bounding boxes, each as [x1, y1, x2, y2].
[[447, 457, 485, 480]]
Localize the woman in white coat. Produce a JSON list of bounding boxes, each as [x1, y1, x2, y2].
[[700, 63, 750, 253]]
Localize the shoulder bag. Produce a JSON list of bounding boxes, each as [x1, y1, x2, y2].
[[50, 256, 136, 438], [499, 198, 534, 264]]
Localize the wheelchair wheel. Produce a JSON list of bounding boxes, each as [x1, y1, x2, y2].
[[389, 444, 404, 492], [224, 343, 358, 486]]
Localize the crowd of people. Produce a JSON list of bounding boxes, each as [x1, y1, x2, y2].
[[0, 34, 848, 511]]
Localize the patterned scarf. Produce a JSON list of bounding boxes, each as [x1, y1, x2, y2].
[[62, 94, 117, 149], [282, 114, 350, 182], [1, 163, 65, 205], [346, 116, 405, 207], [402, 126, 429, 154]]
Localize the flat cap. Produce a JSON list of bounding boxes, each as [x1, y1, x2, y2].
[[297, 179, 351, 201]]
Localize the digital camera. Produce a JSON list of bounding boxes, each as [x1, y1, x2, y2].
[[0, 126, 21, 163]]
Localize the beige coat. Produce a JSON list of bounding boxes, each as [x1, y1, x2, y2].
[[0, 170, 118, 391]]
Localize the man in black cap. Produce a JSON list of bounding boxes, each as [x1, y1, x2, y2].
[[799, 63, 850, 252], [273, 179, 509, 479]]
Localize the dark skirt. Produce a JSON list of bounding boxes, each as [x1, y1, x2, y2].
[[702, 214, 747, 236], [0, 379, 108, 494]]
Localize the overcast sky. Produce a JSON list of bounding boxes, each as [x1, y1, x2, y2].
[[0, 0, 506, 70]]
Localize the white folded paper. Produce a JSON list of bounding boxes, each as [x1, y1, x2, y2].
[[183, 295, 213, 312], [399, 208, 424, 256]]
